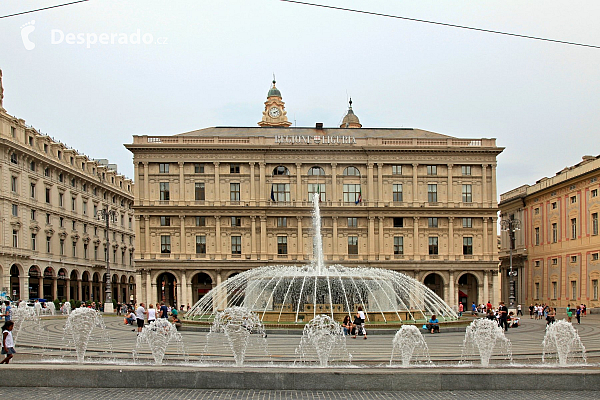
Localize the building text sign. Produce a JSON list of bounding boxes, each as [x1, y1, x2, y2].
[[274, 135, 357, 145]]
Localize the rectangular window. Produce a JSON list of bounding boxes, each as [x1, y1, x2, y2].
[[592, 213, 598, 236], [30, 183, 36, 198], [534, 208, 540, 215], [277, 236, 288, 255], [11, 176, 17, 192], [428, 237, 439, 255], [461, 165, 471, 176], [159, 163, 169, 173], [552, 258, 557, 265], [83, 201, 88, 215], [592, 189, 598, 198], [551, 202, 557, 209], [463, 217, 472, 228], [462, 184, 472, 203], [129, 217, 132, 229], [428, 217, 438, 228], [392, 184, 403, 202], [58, 193, 64, 207], [94, 245, 98, 260], [12, 230, 18, 248], [231, 236, 241, 254], [571, 281, 577, 299], [59, 217, 64, 227], [45, 188, 51, 203], [277, 217, 287, 227], [231, 216, 241, 227], [427, 184, 437, 203], [83, 224, 87, 233], [571, 196, 577, 204], [392, 165, 402, 175], [11, 126, 15, 137], [393, 217, 403, 228], [552, 223, 558, 243], [427, 165, 437, 175], [31, 209, 36, 221], [11, 204, 18, 217], [348, 236, 358, 255], [160, 216, 171, 226], [161, 235, 171, 253], [71, 197, 76, 211], [46, 237, 51, 253], [393, 236, 403, 255], [73, 243, 77, 257], [230, 164, 240, 174], [463, 237, 473, 255], [307, 183, 326, 202], [10, 153, 17, 164], [230, 183, 241, 201], [552, 282, 557, 299], [31, 233, 36, 251], [59, 239, 64, 255], [571, 218, 577, 239], [196, 216, 206, 227], [593, 280, 599, 301], [195, 182, 205, 201], [195, 236, 206, 254], [348, 217, 358, 228], [343, 184, 361, 204], [535, 227, 540, 245], [271, 183, 289, 202], [159, 182, 170, 200], [591, 253, 599, 261], [46, 213, 51, 224], [194, 163, 204, 173], [571, 255, 577, 263], [535, 282, 540, 299], [44, 167, 50, 177]]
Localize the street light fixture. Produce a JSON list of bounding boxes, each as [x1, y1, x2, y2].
[[97, 208, 117, 313], [501, 216, 521, 307]]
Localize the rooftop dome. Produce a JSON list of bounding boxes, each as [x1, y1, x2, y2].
[[267, 80, 281, 98], [340, 98, 362, 128]]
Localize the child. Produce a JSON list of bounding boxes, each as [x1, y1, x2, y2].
[[1, 320, 15, 364]]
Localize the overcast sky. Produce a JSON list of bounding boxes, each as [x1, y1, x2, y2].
[[1, 0, 599, 196]]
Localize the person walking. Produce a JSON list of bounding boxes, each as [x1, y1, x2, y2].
[[566, 304, 573, 323], [576, 306, 581, 324], [517, 304, 523, 316], [529, 304, 534, 319], [135, 303, 146, 334], [159, 302, 169, 319], [1, 320, 15, 364], [471, 302, 477, 316], [147, 304, 157, 324], [458, 303, 463, 317], [498, 301, 509, 332], [3, 301, 11, 322]]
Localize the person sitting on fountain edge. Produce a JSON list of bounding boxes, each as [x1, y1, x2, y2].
[[342, 315, 352, 336], [427, 315, 439, 334]]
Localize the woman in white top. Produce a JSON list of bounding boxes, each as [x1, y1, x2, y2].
[[147, 303, 157, 323], [1, 320, 15, 364]]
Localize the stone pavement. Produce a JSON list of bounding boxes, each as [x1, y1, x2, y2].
[[1, 388, 600, 400]]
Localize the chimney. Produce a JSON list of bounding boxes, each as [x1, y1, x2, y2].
[[315, 123, 323, 130]]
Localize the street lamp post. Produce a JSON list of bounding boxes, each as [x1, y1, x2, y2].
[[97, 208, 117, 313], [501, 216, 521, 308]]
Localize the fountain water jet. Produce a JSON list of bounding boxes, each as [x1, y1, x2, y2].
[[460, 319, 512, 367], [64, 307, 112, 363], [295, 314, 350, 367], [542, 320, 586, 366], [133, 319, 187, 364], [390, 325, 432, 367], [10, 302, 41, 344]]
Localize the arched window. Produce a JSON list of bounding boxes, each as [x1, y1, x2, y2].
[[343, 166, 361, 176], [273, 166, 289, 176], [307, 166, 325, 176]]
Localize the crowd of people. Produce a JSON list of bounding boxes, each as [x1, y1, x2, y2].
[[341, 306, 367, 339], [123, 302, 183, 333]]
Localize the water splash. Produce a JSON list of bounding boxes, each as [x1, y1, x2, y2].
[[61, 302, 72, 315], [133, 319, 187, 364], [295, 315, 350, 367], [205, 306, 268, 366], [542, 320, 586, 366], [10, 302, 41, 344], [64, 307, 112, 363], [34, 302, 42, 316], [43, 302, 56, 316], [460, 319, 512, 367], [390, 325, 432, 367], [311, 192, 324, 274]]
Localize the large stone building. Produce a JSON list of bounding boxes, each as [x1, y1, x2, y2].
[[126, 81, 504, 309], [499, 155, 600, 308], [0, 71, 136, 303]]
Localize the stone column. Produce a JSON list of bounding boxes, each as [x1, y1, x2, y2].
[[77, 279, 82, 301], [260, 216, 267, 259], [135, 271, 142, 304], [176, 275, 183, 308], [481, 164, 488, 207], [213, 162, 220, 205], [186, 280, 193, 309], [412, 163, 419, 206], [214, 216, 221, 259], [296, 163, 302, 203], [66, 278, 71, 301], [449, 270, 456, 307], [135, 215, 141, 256], [483, 271, 489, 304], [179, 215, 186, 256], [368, 216, 375, 260], [146, 271, 152, 306], [215, 270, 223, 311], [367, 163, 374, 205], [447, 164, 454, 204], [331, 163, 337, 205], [259, 162, 266, 203], [134, 163, 140, 204], [144, 215, 150, 259], [413, 217, 419, 258], [448, 217, 454, 261], [377, 163, 384, 206], [52, 278, 58, 301], [249, 162, 255, 205], [331, 216, 337, 258], [492, 269, 499, 305], [482, 217, 489, 258], [297, 216, 304, 259], [491, 165, 498, 206], [143, 162, 149, 205], [250, 216, 257, 259], [87, 281, 92, 302], [378, 216, 384, 258], [178, 162, 185, 204], [20, 276, 29, 302]]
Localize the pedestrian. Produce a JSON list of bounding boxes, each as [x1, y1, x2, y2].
[[352, 306, 367, 339], [537, 304, 543, 320], [135, 302, 146, 334], [517, 304, 522, 316], [1, 320, 15, 364], [116, 302, 122, 316], [498, 301, 508, 331], [147, 303, 157, 324], [159, 302, 169, 319], [529, 304, 534, 319], [342, 315, 352, 336], [458, 302, 463, 317], [3, 301, 11, 322], [546, 307, 556, 325], [180, 304, 184, 312], [583, 304, 587, 316], [576, 306, 581, 324], [486, 301, 492, 312], [471, 302, 477, 316], [186, 303, 191, 311], [566, 304, 573, 323], [427, 314, 440, 334]]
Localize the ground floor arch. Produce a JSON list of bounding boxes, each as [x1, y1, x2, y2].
[[157, 272, 178, 307], [10, 264, 21, 299], [457, 272, 479, 311], [191, 272, 213, 305], [423, 272, 445, 300]]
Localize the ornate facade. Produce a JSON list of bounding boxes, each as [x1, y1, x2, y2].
[[126, 82, 504, 309], [0, 71, 136, 303], [499, 155, 600, 308]]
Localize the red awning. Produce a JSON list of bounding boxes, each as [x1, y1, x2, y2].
[[459, 290, 467, 298]]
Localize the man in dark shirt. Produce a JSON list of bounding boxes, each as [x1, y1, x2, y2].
[[159, 302, 168, 319], [498, 301, 509, 331]]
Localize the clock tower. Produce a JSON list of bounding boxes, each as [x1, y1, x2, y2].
[[258, 79, 292, 127]]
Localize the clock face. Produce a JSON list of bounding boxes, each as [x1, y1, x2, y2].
[[269, 107, 281, 118]]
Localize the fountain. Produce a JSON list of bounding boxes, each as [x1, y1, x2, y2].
[[295, 314, 350, 367], [64, 307, 112, 363], [204, 306, 269, 366], [33, 301, 42, 316], [10, 302, 41, 344], [61, 301, 72, 315], [187, 194, 457, 325], [390, 325, 432, 367], [460, 318, 512, 367], [43, 302, 56, 316], [542, 320, 586, 366], [133, 319, 187, 364]]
